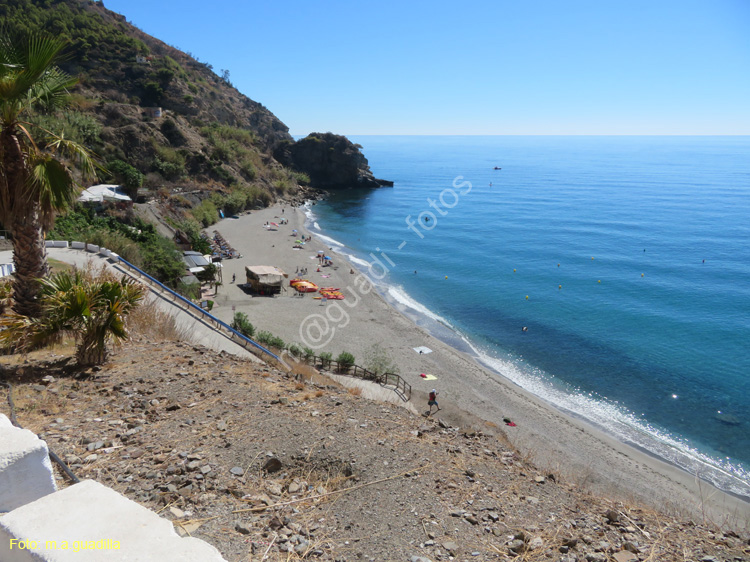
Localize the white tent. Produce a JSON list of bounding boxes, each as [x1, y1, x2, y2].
[[78, 184, 132, 203]]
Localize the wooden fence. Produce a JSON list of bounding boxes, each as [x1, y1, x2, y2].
[[305, 356, 411, 402]]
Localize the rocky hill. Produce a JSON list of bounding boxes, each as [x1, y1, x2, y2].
[[5, 0, 389, 225], [3, 337, 748, 561]]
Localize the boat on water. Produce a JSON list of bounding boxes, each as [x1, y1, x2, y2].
[[493, 166, 502, 170]]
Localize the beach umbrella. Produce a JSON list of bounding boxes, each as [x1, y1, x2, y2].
[[324, 256, 330, 260], [270, 222, 279, 227]]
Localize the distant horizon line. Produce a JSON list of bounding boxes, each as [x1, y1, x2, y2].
[[290, 133, 750, 138]]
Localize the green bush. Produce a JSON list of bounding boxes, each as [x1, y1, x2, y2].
[[107, 159, 143, 199], [319, 351, 332, 369], [255, 331, 273, 346], [303, 346, 315, 362], [175, 281, 200, 300], [287, 343, 303, 358], [268, 335, 286, 350], [231, 312, 255, 338], [363, 343, 399, 376], [336, 351, 355, 373]]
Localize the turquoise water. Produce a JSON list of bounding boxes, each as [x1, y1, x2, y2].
[[305, 136, 750, 497]]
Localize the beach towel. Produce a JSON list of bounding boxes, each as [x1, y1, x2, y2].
[[413, 346, 433, 355], [419, 373, 438, 380]]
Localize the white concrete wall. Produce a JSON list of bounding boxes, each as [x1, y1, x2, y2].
[[71, 241, 86, 250], [0, 480, 226, 561], [0, 415, 57, 513]]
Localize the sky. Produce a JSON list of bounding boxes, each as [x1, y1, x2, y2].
[[103, 0, 750, 136]]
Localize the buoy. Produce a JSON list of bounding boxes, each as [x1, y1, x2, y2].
[[598, 280, 601, 283], [557, 263, 560, 267], [591, 257, 594, 260], [513, 269, 516, 273], [445, 275, 448, 279], [525, 295, 529, 300], [641, 273, 644, 277], [558, 285, 562, 289]]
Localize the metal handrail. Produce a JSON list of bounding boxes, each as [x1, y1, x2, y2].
[[115, 257, 280, 361]]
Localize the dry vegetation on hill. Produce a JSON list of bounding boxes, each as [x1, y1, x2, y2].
[[1, 311, 748, 561]]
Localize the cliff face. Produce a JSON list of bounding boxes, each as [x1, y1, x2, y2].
[[275, 133, 393, 189]]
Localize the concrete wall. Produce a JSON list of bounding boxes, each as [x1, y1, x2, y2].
[[0, 415, 57, 513], [0, 480, 226, 561]]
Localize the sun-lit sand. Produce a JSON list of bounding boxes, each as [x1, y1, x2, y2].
[[206, 203, 749, 529]]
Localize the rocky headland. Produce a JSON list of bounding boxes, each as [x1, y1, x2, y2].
[[275, 132, 393, 189]]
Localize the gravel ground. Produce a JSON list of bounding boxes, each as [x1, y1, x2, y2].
[[2, 338, 749, 562]]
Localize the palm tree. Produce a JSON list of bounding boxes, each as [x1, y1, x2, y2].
[[0, 32, 98, 317], [0, 268, 145, 366]]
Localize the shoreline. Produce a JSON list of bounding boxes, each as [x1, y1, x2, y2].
[[207, 201, 750, 530]]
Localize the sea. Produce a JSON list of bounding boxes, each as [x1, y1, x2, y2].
[[302, 136, 750, 498]]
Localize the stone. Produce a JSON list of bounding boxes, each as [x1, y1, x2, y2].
[[507, 539, 525, 553], [411, 556, 433, 562], [263, 457, 282, 473], [235, 522, 252, 535], [230, 467, 244, 476], [612, 552, 638, 562], [529, 536, 544, 550], [288, 482, 300, 493], [442, 541, 459, 553], [605, 509, 620, 523]]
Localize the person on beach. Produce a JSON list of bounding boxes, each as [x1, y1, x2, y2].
[[428, 389, 440, 414], [231, 273, 236, 283]]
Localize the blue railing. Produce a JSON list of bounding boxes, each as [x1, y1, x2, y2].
[[116, 257, 280, 361]]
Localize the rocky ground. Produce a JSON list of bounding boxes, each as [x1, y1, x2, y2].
[[2, 337, 749, 562]]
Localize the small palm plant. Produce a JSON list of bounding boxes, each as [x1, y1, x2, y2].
[[0, 268, 145, 366]]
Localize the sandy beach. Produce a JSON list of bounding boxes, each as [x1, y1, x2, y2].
[[206, 203, 749, 529]]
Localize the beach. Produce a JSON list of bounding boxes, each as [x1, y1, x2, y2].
[[207, 203, 750, 529]]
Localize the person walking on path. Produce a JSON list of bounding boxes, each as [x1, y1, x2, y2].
[[428, 389, 440, 415]]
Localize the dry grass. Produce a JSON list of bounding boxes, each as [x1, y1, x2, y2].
[[347, 387, 362, 397], [127, 298, 189, 342]]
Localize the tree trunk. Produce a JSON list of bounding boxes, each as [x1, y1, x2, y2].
[[76, 331, 109, 367], [10, 203, 49, 319]]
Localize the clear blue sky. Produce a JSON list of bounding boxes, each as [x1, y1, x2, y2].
[[104, 0, 750, 135]]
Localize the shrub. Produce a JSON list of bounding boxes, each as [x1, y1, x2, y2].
[[303, 346, 315, 362], [287, 343, 303, 358], [268, 335, 286, 350], [336, 351, 355, 373], [255, 330, 273, 346], [319, 351, 332, 369], [231, 312, 255, 338], [363, 343, 399, 376], [175, 281, 200, 300]]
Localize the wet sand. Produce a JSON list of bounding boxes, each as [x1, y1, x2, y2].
[[207, 203, 750, 529]]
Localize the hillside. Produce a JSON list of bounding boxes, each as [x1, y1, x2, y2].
[[2, 336, 748, 561], [4, 0, 387, 228]]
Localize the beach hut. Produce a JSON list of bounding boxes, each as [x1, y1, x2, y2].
[[245, 265, 288, 295]]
